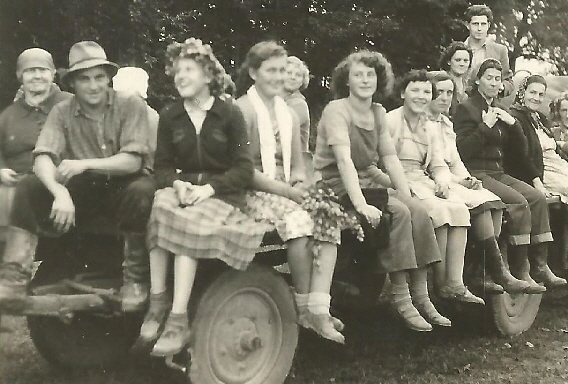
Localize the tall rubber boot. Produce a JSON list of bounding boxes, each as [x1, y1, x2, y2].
[[508, 244, 546, 294], [0, 226, 38, 308], [120, 232, 150, 312], [481, 237, 530, 294], [529, 243, 567, 288]]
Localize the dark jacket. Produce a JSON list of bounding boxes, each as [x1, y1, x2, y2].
[[509, 105, 568, 184], [154, 98, 254, 208], [453, 92, 534, 177]]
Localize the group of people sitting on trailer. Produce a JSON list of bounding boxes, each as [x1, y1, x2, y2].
[[2, 4, 568, 357]]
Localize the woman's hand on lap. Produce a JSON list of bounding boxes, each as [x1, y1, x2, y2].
[[286, 186, 306, 204], [0, 168, 18, 186], [434, 182, 450, 199], [356, 204, 382, 228], [183, 184, 215, 206]]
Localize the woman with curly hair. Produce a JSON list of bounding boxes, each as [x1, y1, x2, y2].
[[235, 41, 345, 343], [139, 38, 269, 355], [426, 71, 528, 294], [439, 41, 473, 114], [386, 69, 483, 305], [315, 50, 451, 332], [550, 91, 568, 154]]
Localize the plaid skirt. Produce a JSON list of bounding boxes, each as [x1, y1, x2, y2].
[[147, 188, 270, 270], [243, 191, 313, 242]]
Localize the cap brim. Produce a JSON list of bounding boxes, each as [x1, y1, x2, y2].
[[63, 59, 119, 80]]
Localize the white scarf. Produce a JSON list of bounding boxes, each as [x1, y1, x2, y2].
[[247, 85, 292, 182]]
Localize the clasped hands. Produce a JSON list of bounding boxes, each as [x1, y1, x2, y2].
[[482, 106, 516, 127], [173, 180, 215, 206]]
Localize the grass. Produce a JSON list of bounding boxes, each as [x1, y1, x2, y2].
[[3, 292, 568, 384]]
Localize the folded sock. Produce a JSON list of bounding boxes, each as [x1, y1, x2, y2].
[[390, 282, 411, 304], [294, 292, 309, 310], [308, 292, 331, 315]]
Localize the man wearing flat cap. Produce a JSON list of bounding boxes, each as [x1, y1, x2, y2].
[[0, 41, 155, 312]]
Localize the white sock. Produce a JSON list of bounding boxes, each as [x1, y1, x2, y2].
[[308, 292, 331, 315], [294, 292, 309, 311]]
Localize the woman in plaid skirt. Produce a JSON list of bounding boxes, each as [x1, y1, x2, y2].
[[235, 41, 345, 344], [139, 38, 270, 356]]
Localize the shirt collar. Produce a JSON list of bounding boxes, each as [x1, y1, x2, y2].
[[465, 36, 487, 49], [426, 110, 451, 125], [199, 96, 215, 111], [172, 97, 222, 119], [72, 88, 115, 116], [18, 84, 62, 114]]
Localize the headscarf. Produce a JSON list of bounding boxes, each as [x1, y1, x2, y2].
[[513, 74, 550, 134], [513, 74, 547, 109]]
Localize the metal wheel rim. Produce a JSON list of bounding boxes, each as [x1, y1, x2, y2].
[[203, 286, 284, 384]]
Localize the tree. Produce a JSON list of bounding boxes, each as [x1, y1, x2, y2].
[[0, 0, 471, 111], [484, 0, 568, 74]]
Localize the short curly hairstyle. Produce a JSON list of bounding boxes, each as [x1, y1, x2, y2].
[[165, 37, 227, 97], [330, 50, 394, 102], [465, 4, 493, 24], [439, 41, 473, 71], [550, 91, 568, 125], [286, 56, 310, 91], [396, 69, 434, 98], [235, 41, 287, 97]]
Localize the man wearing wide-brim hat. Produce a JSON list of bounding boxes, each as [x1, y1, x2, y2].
[[0, 41, 155, 312]]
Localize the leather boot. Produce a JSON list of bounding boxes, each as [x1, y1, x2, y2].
[[0, 227, 38, 308], [468, 262, 504, 294], [120, 232, 150, 312], [481, 237, 530, 294], [508, 245, 546, 294], [529, 243, 567, 288]]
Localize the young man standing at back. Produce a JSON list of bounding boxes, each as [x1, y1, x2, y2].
[[464, 4, 515, 98]]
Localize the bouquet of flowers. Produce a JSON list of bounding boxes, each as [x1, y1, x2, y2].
[[300, 186, 365, 265]]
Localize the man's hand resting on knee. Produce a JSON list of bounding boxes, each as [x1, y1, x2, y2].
[[50, 184, 75, 233]]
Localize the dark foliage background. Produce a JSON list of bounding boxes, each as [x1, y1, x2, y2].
[[1, 0, 567, 116]]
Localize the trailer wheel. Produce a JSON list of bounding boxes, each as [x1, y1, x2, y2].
[[489, 293, 542, 336], [489, 237, 542, 336], [26, 257, 142, 368], [188, 263, 298, 384]]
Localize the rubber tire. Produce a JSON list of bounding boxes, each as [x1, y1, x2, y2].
[[489, 237, 542, 336], [27, 312, 143, 368], [26, 250, 142, 368], [489, 293, 542, 336], [188, 263, 298, 384]]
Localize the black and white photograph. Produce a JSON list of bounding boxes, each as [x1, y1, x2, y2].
[[1, 1, 568, 383]]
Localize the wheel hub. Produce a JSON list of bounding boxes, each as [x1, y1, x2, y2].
[[207, 289, 283, 384], [226, 318, 263, 358]]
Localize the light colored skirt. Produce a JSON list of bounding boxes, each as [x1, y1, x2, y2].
[[449, 182, 505, 215], [543, 153, 568, 204], [406, 172, 470, 228]]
